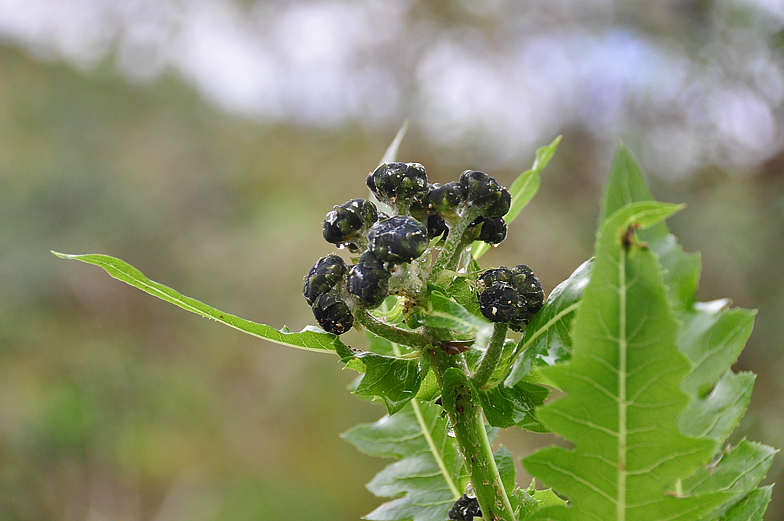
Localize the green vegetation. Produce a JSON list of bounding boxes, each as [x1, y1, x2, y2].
[[56, 135, 775, 520]]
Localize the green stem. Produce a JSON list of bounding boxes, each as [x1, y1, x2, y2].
[[429, 350, 516, 521], [430, 208, 483, 280], [472, 322, 509, 389], [353, 309, 433, 350]]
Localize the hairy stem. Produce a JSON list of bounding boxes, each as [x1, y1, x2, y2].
[[430, 208, 483, 280], [430, 350, 516, 521], [472, 322, 509, 389], [353, 309, 433, 350]]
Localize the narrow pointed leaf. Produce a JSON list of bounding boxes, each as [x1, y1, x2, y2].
[[524, 202, 729, 521], [599, 143, 668, 240], [53, 252, 345, 353], [505, 135, 562, 224], [472, 135, 561, 260], [379, 120, 410, 166]]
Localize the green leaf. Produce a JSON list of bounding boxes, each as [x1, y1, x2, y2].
[[365, 329, 411, 357], [679, 370, 755, 445], [505, 259, 591, 386], [524, 202, 730, 520], [529, 487, 568, 510], [589, 146, 775, 519], [412, 289, 491, 336], [514, 481, 568, 520], [472, 135, 561, 260], [506, 135, 562, 223], [678, 304, 756, 397], [337, 345, 428, 415], [478, 381, 549, 432], [599, 145, 761, 445], [341, 401, 466, 521], [53, 252, 346, 353], [495, 445, 517, 496], [598, 143, 701, 312], [379, 120, 409, 166], [445, 274, 483, 320], [720, 485, 773, 521], [415, 368, 441, 402], [677, 302, 758, 448], [681, 439, 777, 520]]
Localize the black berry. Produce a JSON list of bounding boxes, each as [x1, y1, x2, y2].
[[511, 264, 545, 316], [459, 170, 511, 219], [448, 494, 482, 521], [367, 162, 429, 207], [478, 282, 526, 324], [479, 266, 513, 287], [427, 182, 466, 217], [427, 214, 448, 239], [368, 216, 429, 264], [348, 250, 392, 307], [477, 216, 507, 244], [303, 254, 348, 305], [311, 290, 353, 335], [322, 198, 377, 246]]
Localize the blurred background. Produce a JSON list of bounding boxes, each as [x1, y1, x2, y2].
[[1, 0, 783, 519]]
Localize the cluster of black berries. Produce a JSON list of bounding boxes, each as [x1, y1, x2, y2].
[[303, 254, 353, 334], [448, 494, 482, 521], [477, 264, 545, 331], [304, 161, 515, 335], [303, 163, 429, 334], [409, 169, 512, 245]]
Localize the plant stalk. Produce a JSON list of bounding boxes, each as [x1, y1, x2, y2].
[[429, 349, 516, 521], [353, 309, 434, 350], [430, 208, 483, 280]]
